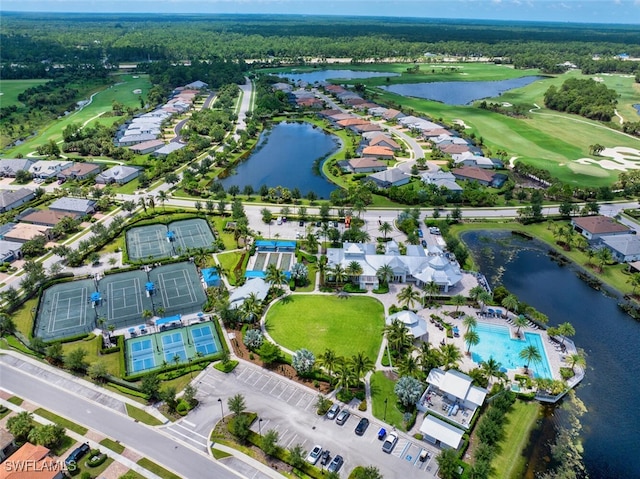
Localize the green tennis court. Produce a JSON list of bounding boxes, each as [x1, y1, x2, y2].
[[34, 279, 96, 341], [171, 219, 216, 253], [125, 322, 222, 374], [95, 270, 154, 328], [150, 262, 207, 317]]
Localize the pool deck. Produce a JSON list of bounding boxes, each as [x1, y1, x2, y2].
[[416, 304, 575, 383]]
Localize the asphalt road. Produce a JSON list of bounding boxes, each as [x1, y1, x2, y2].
[[0, 360, 241, 479]]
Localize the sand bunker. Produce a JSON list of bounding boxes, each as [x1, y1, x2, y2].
[[574, 146, 640, 172], [452, 119, 470, 129]]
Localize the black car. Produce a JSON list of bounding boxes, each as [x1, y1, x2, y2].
[[327, 454, 344, 473], [65, 443, 90, 466], [299, 220, 304, 227], [355, 417, 369, 436], [421, 240, 427, 247], [320, 449, 331, 466]]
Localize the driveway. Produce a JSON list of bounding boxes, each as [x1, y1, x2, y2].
[[170, 362, 441, 478]]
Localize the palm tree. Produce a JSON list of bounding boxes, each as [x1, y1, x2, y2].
[[384, 319, 413, 355], [265, 264, 287, 288], [477, 291, 493, 313], [317, 348, 338, 383], [468, 285, 485, 304], [462, 315, 477, 334], [349, 352, 374, 383], [397, 284, 422, 310], [464, 330, 480, 354], [317, 255, 328, 286], [334, 358, 354, 391], [305, 233, 319, 254], [147, 195, 155, 212], [378, 221, 392, 240], [227, 393, 246, 416], [240, 293, 262, 323], [451, 294, 466, 315], [417, 342, 440, 374], [480, 357, 502, 385], [557, 322, 576, 345], [137, 196, 147, 214], [501, 294, 519, 315], [627, 273, 640, 294], [156, 190, 168, 211], [567, 351, 586, 374], [513, 314, 528, 336], [422, 281, 440, 306], [439, 343, 462, 371], [329, 264, 347, 286], [376, 264, 394, 286], [596, 247, 612, 272], [397, 354, 420, 378], [519, 345, 542, 375], [345, 261, 363, 285]]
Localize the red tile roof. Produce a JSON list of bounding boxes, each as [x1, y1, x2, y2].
[[349, 157, 387, 169], [572, 215, 630, 234], [362, 146, 395, 158], [0, 443, 60, 479], [452, 166, 495, 183]]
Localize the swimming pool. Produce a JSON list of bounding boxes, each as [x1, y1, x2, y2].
[[471, 322, 553, 379]]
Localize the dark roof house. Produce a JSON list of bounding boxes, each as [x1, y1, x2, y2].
[[571, 215, 631, 240], [0, 188, 35, 213]]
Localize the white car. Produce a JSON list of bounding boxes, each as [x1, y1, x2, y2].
[[306, 445, 323, 465], [382, 432, 398, 453]]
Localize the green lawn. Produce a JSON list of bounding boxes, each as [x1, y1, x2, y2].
[[99, 437, 125, 454], [369, 371, 406, 430], [136, 458, 181, 479], [61, 335, 121, 376], [34, 408, 88, 435], [0, 79, 50, 107], [125, 403, 163, 426], [265, 294, 384, 362], [490, 400, 541, 479], [217, 251, 245, 286]]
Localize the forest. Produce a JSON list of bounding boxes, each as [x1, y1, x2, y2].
[[543, 78, 619, 121]]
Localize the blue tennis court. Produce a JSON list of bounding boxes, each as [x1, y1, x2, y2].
[[162, 332, 187, 362], [190, 324, 219, 356], [128, 338, 157, 373]]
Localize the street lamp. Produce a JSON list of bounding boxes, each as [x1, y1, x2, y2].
[[218, 398, 224, 423], [384, 397, 388, 421], [258, 418, 263, 436]]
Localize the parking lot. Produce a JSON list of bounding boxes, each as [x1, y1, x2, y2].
[[168, 362, 441, 478]]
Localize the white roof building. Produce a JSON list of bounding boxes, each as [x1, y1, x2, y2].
[[421, 170, 463, 193], [386, 310, 428, 340], [327, 241, 462, 292], [29, 160, 73, 178], [229, 278, 271, 310], [419, 415, 465, 450]]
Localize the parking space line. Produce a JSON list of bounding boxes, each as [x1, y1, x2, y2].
[[277, 384, 291, 399], [296, 393, 310, 408], [260, 377, 274, 391], [283, 386, 297, 402], [284, 432, 298, 448], [268, 381, 282, 395]]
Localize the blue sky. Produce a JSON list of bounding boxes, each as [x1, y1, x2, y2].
[[1, 0, 639, 24]]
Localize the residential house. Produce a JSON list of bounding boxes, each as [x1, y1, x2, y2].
[[571, 215, 631, 240], [597, 234, 640, 262], [20, 209, 77, 226], [0, 240, 23, 263], [382, 108, 405, 121], [368, 106, 388, 117], [362, 146, 395, 160], [352, 102, 379, 111], [185, 80, 208, 89], [129, 139, 165, 155], [369, 135, 401, 151], [386, 310, 428, 341], [318, 108, 342, 118], [398, 116, 440, 131], [271, 82, 293, 92], [452, 166, 495, 186], [352, 123, 383, 134], [0, 188, 35, 213], [153, 142, 185, 157], [421, 170, 463, 193], [348, 157, 387, 174], [2, 223, 52, 243], [327, 113, 355, 123], [337, 118, 370, 128], [57, 162, 101, 181], [49, 197, 96, 216], [452, 152, 495, 169], [0, 158, 34, 178], [29, 160, 73, 179], [439, 143, 471, 155], [366, 168, 409, 188], [96, 165, 141, 185], [116, 133, 158, 147], [0, 443, 64, 479], [0, 428, 15, 462], [418, 368, 487, 441], [326, 240, 462, 291], [422, 128, 452, 139]]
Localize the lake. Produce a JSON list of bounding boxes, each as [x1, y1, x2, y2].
[[463, 230, 640, 478], [381, 76, 544, 105], [634, 104, 640, 116], [277, 69, 399, 84], [220, 122, 338, 198]]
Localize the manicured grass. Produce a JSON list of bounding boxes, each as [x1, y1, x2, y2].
[[212, 217, 239, 250], [4, 335, 38, 356], [76, 456, 114, 478], [34, 408, 88, 435], [12, 297, 39, 339], [265, 294, 384, 362], [136, 457, 181, 479], [490, 400, 541, 479], [211, 448, 232, 459], [119, 470, 147, 479], [217, 251, 244, 286], [61, 335, 120, 375], [369, 371, 406, 430], [125, 403, 164, 426], [7, 396, 23, 406], [99, 437, 126, 454], [0, 79, 50, 107]]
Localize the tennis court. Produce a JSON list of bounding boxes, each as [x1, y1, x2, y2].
[[96, 270, 154, 328], [149, 262, 207, 317], [172, 219, 216, 253], [125, 322, 221, 374], [126, 224, 172, 261], [34, 279, 96, 341], [126, 219, 215, 261]]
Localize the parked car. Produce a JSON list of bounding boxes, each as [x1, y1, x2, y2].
[[327, 454, 344, 473], [429, 227, 440, 235], [327, 403, 341, 420], [320, 449, 331, 466], [336, 410, 350, 426], [333, 221, 339, 228], [277, 217, 283, 225], [419, 448, 430, 462], [65, 443, 90, 467], [421, 240, 427, 248], [299, 220, 304, 227], [417, 228, 424, 238], [306, 445, 323, 465], [355, 417, 369, 436], [282, 216, 287, 222], [382, 432, 398, 453]]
